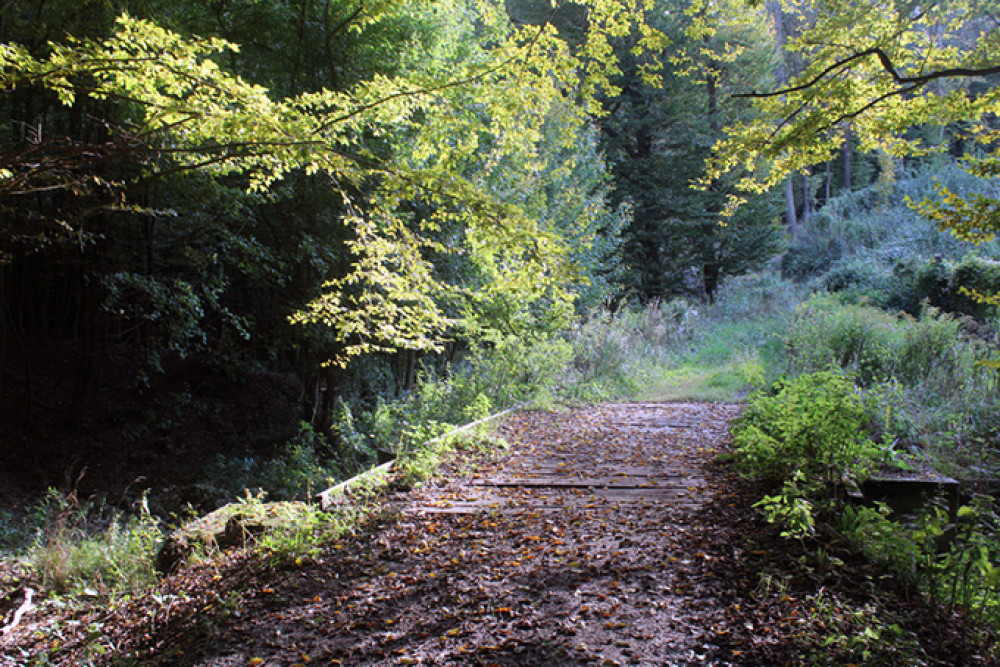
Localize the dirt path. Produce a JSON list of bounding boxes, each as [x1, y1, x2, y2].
[[7, 401, 988, 665], [144, 402, 744, 666]]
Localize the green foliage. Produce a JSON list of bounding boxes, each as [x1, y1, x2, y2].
[[952, 255, 1000, 320], [206, 423, 343, 502], [755, 471, 817, 540], [776, 295, 1000, 473], [733, 369, 885, 489], [26, 490, 162, 598], [784, 295, 977, 386], [838, 496, 1000, 636], [789, 589, 925, 665], [0, 0, 645, 443], [818, 252, 1000, 322], [782, 163, 1000, 296], [229, 494, 357, 568]]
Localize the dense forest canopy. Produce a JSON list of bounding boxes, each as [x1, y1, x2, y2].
[[0, 0, 650, 432]]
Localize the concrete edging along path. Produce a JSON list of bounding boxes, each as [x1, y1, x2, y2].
[[315, 405, 520, 510], [158, 407, 519, 570]]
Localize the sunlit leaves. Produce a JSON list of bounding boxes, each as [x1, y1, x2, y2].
[[0, 1, 669, 360], [702, 0, 1000, 199]]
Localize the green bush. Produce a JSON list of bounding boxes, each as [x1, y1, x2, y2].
[[822, 257, 900, 307], [951, 255, 1000, 320], [207, 423, 344, 502], [782, 236, 844, 280], [837, 495, 1000, 636], [733, 369, 885, 490], [785, 296, 901, 385]]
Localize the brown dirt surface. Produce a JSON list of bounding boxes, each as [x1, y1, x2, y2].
[[2, 402, 993, 666]]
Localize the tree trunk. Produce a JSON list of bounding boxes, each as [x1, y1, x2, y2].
[[825, 160, 832, 205], [705, 53, 720, 134], [68, 251, 102, 427], [784, 177, 798, 237], [843, 125, 852, 192], [310, 364, 340, 433], [703, 263, 721, 303], [801, 171, 812, 224], [0, 265, 7, 409], [766, 0, 788, 83]]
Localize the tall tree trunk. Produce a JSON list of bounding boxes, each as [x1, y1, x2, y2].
[[801, 171, 812, 224], [768, 0, 799, 235], [705, 56, 720, 134], [311, 365, 340, 433], [766, 0, 788, 83], [842, 124, 852, 192], [703, 262, 720, 303], [289, 0, 311, 94], [0, 265, 7, 409], [784, 177, 798, 237], [68, 251, 102, 427], [825, 160, 832, 205]]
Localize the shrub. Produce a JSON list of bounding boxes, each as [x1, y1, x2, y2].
[[207, 423, 344, 503], [951, 255, 1000, 320], [732, 369, 885, 490], [782, 236, 844, 280], [785, 295, 901, 385], [708, 272, 806, 320]]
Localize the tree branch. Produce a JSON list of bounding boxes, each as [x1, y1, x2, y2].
[[736, 47, 1000, 99]]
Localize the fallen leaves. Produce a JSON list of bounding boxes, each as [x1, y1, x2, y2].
[[12, 402, 987, 665]]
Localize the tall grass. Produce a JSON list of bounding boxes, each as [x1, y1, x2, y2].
[[26, 490, 163, 598], [774, 294, 1000, 477]]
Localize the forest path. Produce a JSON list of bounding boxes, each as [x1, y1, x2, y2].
[[11, 402, 985, 665], [27, 402, 756, 666], [199, 402, 744, 666]]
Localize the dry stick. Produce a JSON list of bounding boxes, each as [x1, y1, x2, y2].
[[1, 587, 35, 638]]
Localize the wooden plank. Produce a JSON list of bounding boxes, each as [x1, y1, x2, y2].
[[497, 467, 688, 477], [471, 478, 703, 489], [408, 495, 704, 514]]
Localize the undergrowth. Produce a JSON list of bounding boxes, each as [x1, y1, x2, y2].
[[733, 367, 1000, 653], [1, 272, 800, 604], [778, 294, 1000, 477], [25, 489, 162, 599]]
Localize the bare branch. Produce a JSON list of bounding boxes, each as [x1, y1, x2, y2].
[[736, 46, 1000, 99]]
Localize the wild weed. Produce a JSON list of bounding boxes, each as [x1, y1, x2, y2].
[[206, 422, 344, 503], [27, 490, 162, 598], [733, 369, 886, 489]]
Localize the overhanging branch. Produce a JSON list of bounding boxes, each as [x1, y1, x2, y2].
[[735, 47, 1000, 99]]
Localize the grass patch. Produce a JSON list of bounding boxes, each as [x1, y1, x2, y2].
[[25, 490, 163, 599], [640, 363, 753, 402]]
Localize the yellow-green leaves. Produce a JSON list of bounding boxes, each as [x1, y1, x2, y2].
[[2, 2, 664, 361], [704, 0, 1000, 199]]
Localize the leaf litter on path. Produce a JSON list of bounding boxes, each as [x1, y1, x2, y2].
[[11, 402, 991, 665]]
